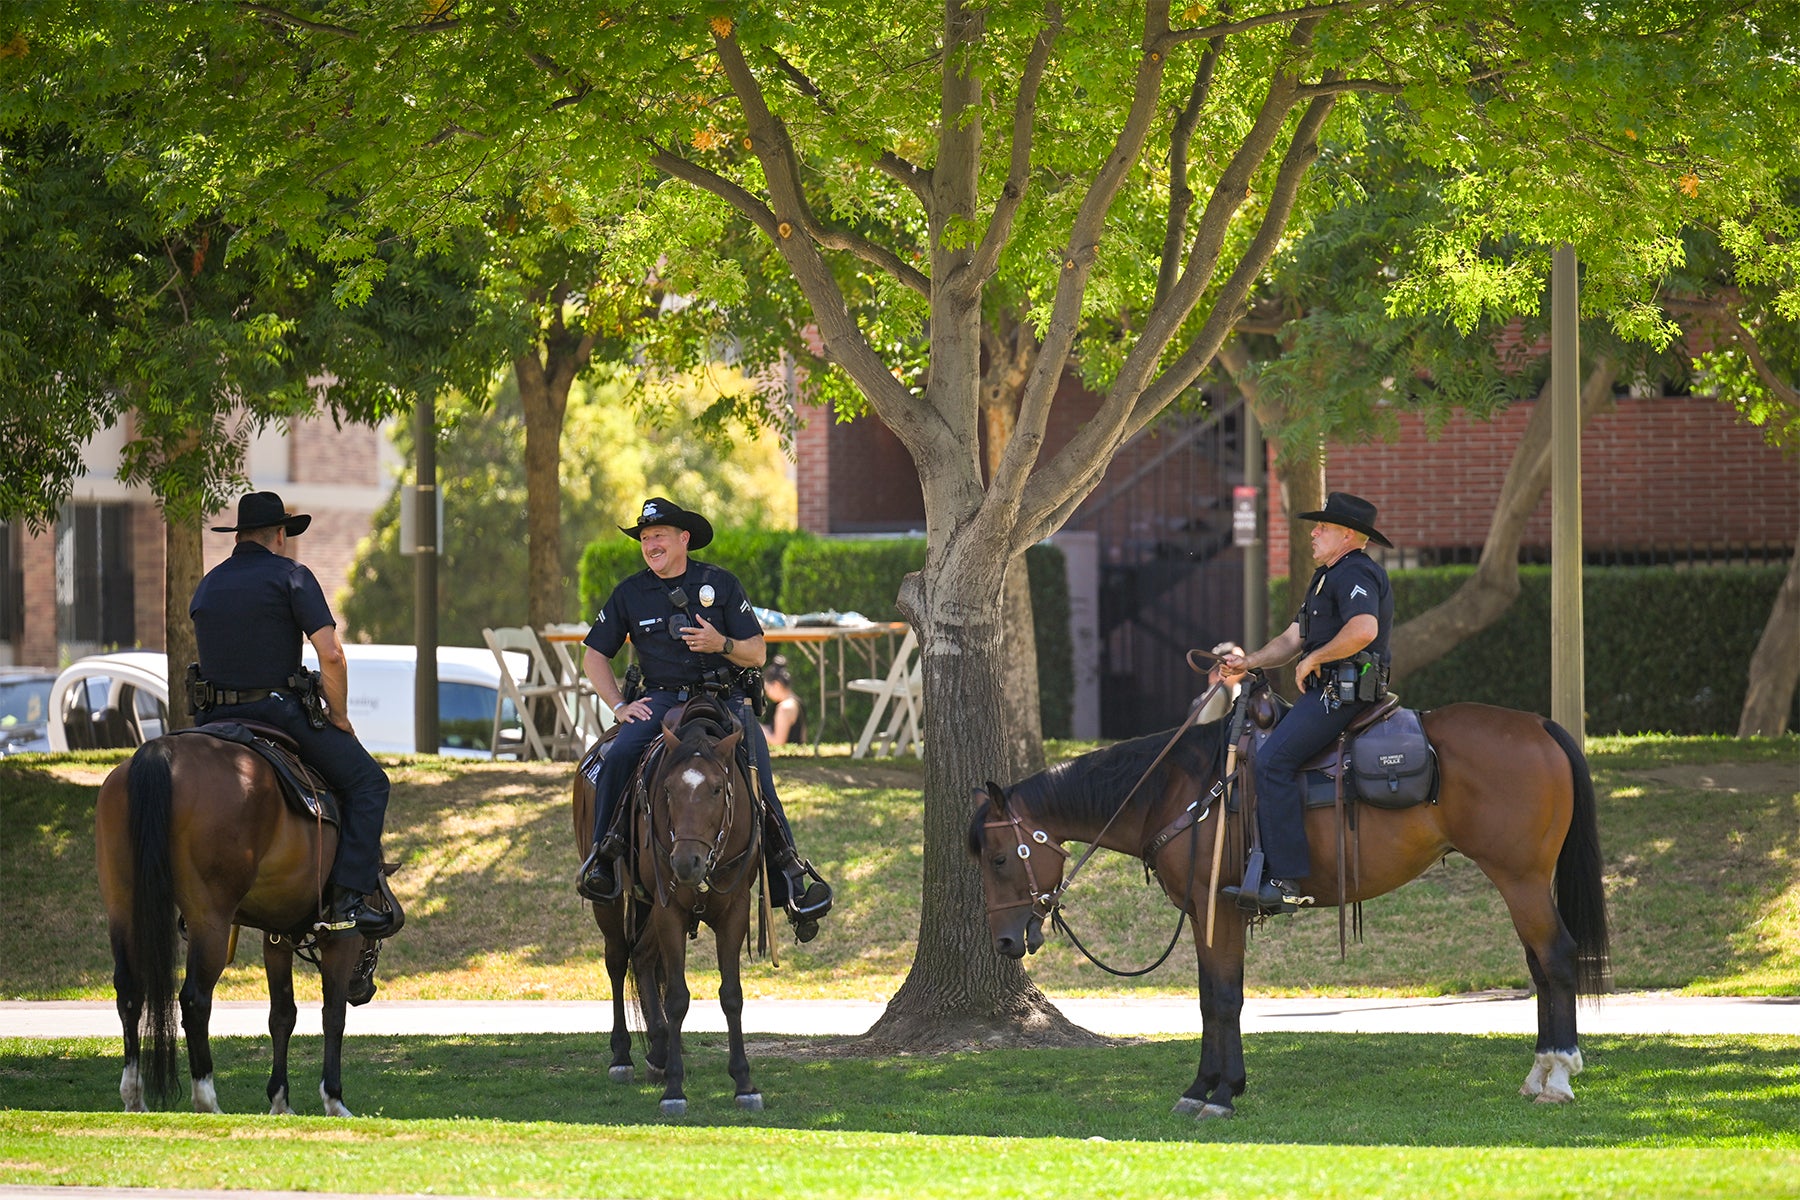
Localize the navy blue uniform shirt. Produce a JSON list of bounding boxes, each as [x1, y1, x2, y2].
[[1297, 547, 1393, 666], [585, 561, 762, 685], [190, 542, 335, 689]]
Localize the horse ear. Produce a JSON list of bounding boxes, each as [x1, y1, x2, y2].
[[661, 707, 683, 737], [985, 781, 1009, 811], [717, 729, 743, 759]]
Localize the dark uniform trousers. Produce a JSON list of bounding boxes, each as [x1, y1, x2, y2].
[[206, 694, 391, 896], [1252, 686, 1374, 881], [591, 691, 796, 851]]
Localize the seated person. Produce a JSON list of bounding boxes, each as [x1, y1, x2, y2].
[[761, 656, 805, 746]]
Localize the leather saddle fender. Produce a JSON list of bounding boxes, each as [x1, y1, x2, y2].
[[173, 721, 340, 825]]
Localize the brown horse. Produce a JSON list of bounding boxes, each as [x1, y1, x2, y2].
[[968, 693, 1609, 1119], [96, 733, 379, 1115], [573, 695, 764, 1116]]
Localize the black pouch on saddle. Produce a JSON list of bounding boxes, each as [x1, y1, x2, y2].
[[1347, 706, 1436, 808]]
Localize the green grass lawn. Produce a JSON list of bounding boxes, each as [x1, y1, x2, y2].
[[2, 1031, 1796, 1197]]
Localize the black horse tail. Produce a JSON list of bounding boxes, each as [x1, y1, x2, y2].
[[126, 738, 181, 1105], [1542, 719, 1611, 996]]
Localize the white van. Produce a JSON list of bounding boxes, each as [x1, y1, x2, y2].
[[46, 645, 530, 757]]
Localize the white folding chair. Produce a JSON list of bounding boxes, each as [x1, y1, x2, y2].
[[540, 625, 613, 747], [482, 627, 567, 760], [850, 628, 923, 759]]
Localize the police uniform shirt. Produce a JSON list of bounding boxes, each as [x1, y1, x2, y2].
[[189, 542, 335, 690], [584, 561, 762, 685], [1298, 548, 1394, 665]]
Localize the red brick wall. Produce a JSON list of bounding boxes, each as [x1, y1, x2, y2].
[[795, 399, 833, 534], [1267, 396, 1797, 574]]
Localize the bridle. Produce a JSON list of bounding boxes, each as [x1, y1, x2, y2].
[[647, 736, 757, 903], [980, 799, 1070, 923]]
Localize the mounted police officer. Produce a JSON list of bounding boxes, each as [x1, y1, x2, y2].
[[189, 491, 394, 937], [1219, 492, 1394, 915], [575, 497, 834, 942]]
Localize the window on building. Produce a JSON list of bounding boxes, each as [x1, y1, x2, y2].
[[55, 503, 136, 657]]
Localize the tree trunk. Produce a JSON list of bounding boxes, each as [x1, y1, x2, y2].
[[515, 342, 577, 632], [982, 318, 1046, 777], [1277, 444, 1326, 634], [861, 563, 1102, 1051], [1390, 358, 1618, 680], [163, 514, 203, 732], [1738, 465, 1800, 737]]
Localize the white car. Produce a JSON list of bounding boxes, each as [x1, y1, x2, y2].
[[47, 645, 531, 758]]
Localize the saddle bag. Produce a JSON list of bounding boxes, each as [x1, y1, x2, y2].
[[1347, 705, 1436, 809]]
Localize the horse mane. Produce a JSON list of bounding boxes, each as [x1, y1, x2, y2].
[[969, 719, 1226, 847]]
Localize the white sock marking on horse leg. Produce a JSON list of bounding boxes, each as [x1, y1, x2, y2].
[[269, 1085, 294, 1116], [192, 1075, 221, 1114], [320, 1080, 353, 1118], [1520, 1052, 1552, 1097], [1534, 1049, 1580, 1104], [120, 1063, 146, 1113]]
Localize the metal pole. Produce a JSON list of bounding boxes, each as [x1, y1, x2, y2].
[[1550, 245, 1585, 745], [1243, 405, 1267, 651], [414, 396, 440, 754]]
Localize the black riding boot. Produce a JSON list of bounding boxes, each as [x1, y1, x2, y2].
[[764, 818, 832, 943], [321, 883, 395, 938], [576, 830, 627, 903]]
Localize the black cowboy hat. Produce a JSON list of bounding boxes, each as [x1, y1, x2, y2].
[[1297, 491, 1393, 547], [210, 491, 311, 536], [620, 496, 713, 550]]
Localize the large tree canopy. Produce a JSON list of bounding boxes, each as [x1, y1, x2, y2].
[[7, 1, 1798, 1040]]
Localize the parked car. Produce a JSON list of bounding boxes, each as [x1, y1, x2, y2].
[[0, 667, 56, 755], [46, 645, 529, 757]]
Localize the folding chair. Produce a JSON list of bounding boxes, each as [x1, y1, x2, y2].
[[540, 625, 613, 747], [482, 626, 569, 760], [849, 628, 923, 759]]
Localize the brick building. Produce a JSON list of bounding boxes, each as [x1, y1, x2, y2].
[[2, 415, 397, 668]]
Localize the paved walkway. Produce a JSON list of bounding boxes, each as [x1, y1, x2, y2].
[[4, 991, 1795, 1039]]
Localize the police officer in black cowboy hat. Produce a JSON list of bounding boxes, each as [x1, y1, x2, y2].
[[1219, 492, 1395, 915], [189, 491, 394, 937], [575, 497, 833, 941]]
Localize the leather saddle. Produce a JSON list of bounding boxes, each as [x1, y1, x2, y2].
[[1247, 689, 1439, 810], [175, 720, 340, 825]]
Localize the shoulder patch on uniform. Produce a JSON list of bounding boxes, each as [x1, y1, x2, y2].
[[1351, 584, 1368, 600]]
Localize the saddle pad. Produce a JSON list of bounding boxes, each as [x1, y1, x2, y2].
[[174, 723, 340, 826]]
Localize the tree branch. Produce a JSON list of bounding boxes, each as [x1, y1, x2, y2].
[[235, 2, 359, 38], [1156, 33, 1222, 307], [1664, 292, 1800, 407], [770, 52, 933, 206], [1165, 0, 1385, 45], [963, 5, 1061, 292], [1295, 77, 1405, 97], [707, 33, 922, 430], [987, 3, 1177, 515]]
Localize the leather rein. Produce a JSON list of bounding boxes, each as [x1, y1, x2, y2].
[[982, 649, 1236, 976]]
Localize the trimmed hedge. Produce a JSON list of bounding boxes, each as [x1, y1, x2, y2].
[[1379, 564, 1794, 735], [577, 532, 1075, 739]]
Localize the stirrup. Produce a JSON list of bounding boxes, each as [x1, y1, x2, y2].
[[577, 847, 623, 903]]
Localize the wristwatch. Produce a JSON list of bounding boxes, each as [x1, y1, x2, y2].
[[721, 637, 734, 657]]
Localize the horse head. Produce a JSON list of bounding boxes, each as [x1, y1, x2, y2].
[[655, 722, 744, 889], [967, 780, 1062, 959]]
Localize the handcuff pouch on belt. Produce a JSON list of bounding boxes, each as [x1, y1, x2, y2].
[[622, 663, 645, 705], [185, 663, 210, 716]]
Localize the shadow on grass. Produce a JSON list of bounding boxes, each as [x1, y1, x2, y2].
[[8, 1032, 1796, 1147]]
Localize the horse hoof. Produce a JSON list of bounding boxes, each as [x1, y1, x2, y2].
[[1172, 1097, 1204, 1116], [1197, 1103, 1235, 1120], [320, 1082, 353, 1118], [646, 1066, 667, 1084], [269, 1086, 295, 1116], [736, 1092, 764, 1112], [608, 1065, 634, 1083], [1534, 1089, 1574, 1105], [660, 1098, 687, 1117]]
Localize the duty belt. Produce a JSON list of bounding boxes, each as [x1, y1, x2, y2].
[[206, 687, 277, 707]]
